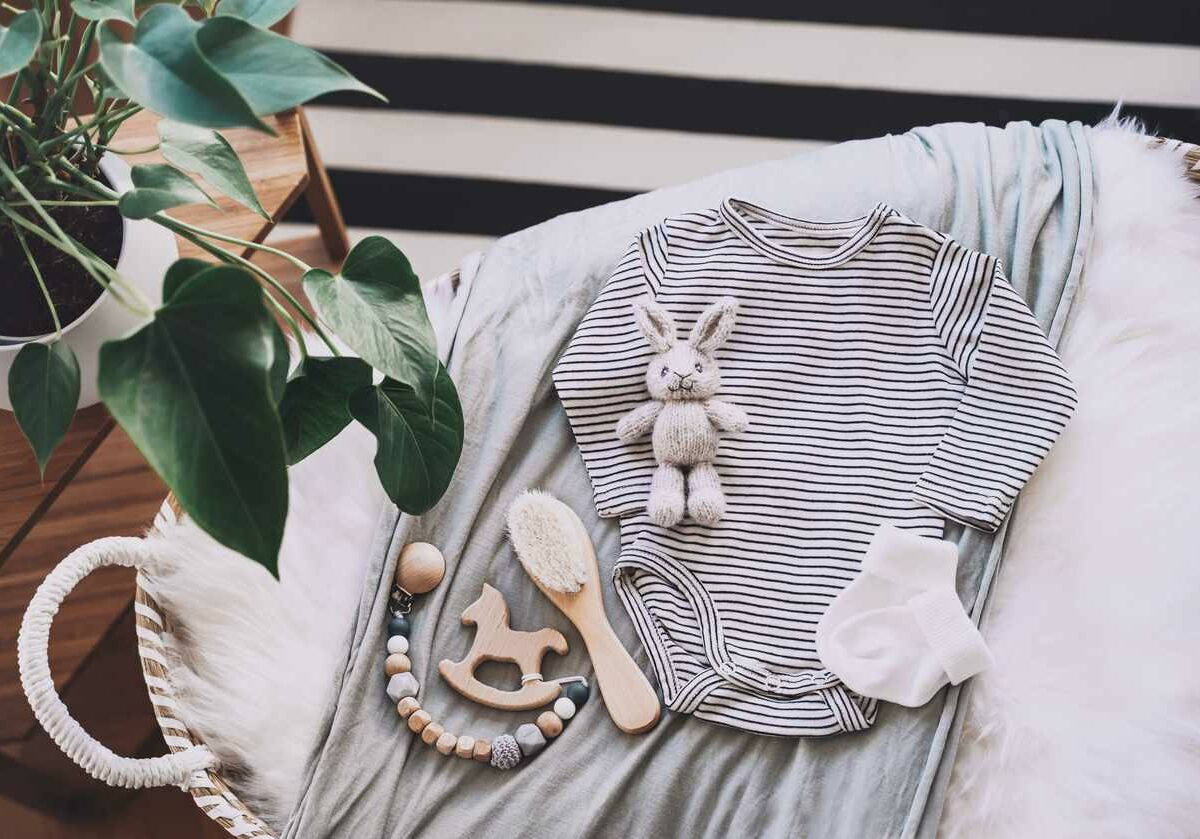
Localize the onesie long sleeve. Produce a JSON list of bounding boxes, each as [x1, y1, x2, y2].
[[553, 198, 1076, 736], [914, 243, 1078, 531]]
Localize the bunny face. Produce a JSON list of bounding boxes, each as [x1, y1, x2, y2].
[[632, 296, 739, 403], [646, 343, 721, 402]]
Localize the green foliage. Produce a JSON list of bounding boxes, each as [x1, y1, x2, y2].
[[303, 237, 438, 402], [0, 0, 455, 574], [118, 163, 215, 218], [98, 265, 289, 574], [159, 121, 269, 218], [195, 17, 382, 115], [98, 5, 269, 131], [71, 0, 138, 25], [0, 11, 42, 78], [217, 0, 299, 28], [349, 364, 464, 515], [280, 356, 372, 464], [8, 341, 81, 476], [98, 6, 380, 133]]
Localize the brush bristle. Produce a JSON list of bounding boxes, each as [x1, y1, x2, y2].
[[506, 490, 589, 593]]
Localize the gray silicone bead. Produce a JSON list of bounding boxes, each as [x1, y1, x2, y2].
[[386, 672, 419, 702], [490, 734, 522, 770], [514, 723, 546, 757]]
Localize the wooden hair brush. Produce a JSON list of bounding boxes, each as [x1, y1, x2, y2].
[[507, 490, 660, 734]]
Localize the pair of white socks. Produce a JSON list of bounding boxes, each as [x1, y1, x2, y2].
[[816, 523, 994, 708]]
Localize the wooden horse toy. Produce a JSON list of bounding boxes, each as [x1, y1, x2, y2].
[[438, 584, 569, 710]]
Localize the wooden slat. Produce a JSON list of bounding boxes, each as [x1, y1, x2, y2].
[[0, 408, 114, 565]]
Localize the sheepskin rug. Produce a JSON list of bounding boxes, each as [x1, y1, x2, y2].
[[140, 125, 1200, 835], [938, 125, 1200, 836]]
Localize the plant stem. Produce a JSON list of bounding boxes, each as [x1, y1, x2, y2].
[[13, 224, 61, 335], [153, 215, 339, 356], [9, 199, 117, 207], [165, 215, 310, 274], [100, 142, 160, 156]]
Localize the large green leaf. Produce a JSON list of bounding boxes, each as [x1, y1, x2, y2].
[[98, 5, 268, 131], [98, 265, 289, 573], [161, 257, 212, 300], [216, 0, 297, 27], [159, 120, 269, 218], [8, 341, 80, 476], [195, 16, 382, 114], [302, 236, 437, 408], [71, 0, 137, 24], [0, 11, 42, 78], [119, 163, 215, 219], [349, 363, 463, 515], [280, 356, 371, 464], [268, 319, 289, 404]]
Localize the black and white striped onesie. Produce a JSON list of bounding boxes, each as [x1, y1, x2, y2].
[[553, 198, 1076, 736]]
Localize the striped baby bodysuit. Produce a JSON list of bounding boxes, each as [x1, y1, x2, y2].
[[552, 198, 1076, 736]]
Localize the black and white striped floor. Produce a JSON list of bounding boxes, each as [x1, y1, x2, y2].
[[282, 0, 1200, 278]]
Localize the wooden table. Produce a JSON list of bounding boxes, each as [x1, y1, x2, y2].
[[0, 108, 340, 819]]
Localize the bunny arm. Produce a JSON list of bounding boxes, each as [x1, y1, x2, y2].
[[704, 399, 749, 433], [616, 400, 664, 442]]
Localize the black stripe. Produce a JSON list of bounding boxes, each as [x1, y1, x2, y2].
[[318, 54, 1200, 143], [286, 170, 633, 236], [481, 0, 1200, 46]]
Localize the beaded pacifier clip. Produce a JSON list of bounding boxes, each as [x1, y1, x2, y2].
[[383, 542, 589, 770]]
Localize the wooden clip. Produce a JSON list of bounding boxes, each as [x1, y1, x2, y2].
[[438, 584, 568, 710]]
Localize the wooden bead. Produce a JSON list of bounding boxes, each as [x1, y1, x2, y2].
[[472, 738, 492, 763], [536, 711, 563, 738], [408, 709, 431, 733], [397, 697, 420, 718], [396, 543, 446, 594], [435, 731, 458, 755], [454, 735, 476, 758], [421, 721, 444, 745], [385, 653, 412, 676]]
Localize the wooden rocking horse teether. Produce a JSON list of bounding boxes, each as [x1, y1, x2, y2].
[[383, 541, 591, 770], [439, 584, 569, 710]]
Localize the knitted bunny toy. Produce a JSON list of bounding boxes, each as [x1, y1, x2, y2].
[[616, 297, 749, 527]]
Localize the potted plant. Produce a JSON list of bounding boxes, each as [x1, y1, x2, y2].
[[0, 1, 464, 574]]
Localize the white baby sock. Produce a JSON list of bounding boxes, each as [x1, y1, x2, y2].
[[816, 523, 994, 707]]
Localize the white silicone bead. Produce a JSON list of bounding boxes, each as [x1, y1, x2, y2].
[[387, 672, 419, 702], [387, 635, 410, 655], [553, 697, 576, 720]]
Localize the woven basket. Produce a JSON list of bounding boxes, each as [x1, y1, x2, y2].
[[134, 577, 276, 837], [17, 501, 277, 839]]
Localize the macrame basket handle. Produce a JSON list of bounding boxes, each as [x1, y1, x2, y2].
[[17, 535, 217, 789]]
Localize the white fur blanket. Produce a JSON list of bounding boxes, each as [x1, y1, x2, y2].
[[142, 125, 1200, 835]]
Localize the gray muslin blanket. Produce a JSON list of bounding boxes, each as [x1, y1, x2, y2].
[[284, 120, 1093, 839]]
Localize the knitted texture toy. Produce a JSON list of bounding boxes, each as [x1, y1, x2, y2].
[[616, 297, 749, 526]]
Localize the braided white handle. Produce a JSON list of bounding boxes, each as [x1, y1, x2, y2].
[[18, 536, 217, 789]]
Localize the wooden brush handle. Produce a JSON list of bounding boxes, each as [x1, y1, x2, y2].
[[579, 621, 661, 734]]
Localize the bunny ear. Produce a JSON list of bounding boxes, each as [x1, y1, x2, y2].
[[632, 298, 676, 352], [688, 297, 738, 352]]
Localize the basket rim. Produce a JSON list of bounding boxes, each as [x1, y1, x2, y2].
[[135, 504, 278, 839]]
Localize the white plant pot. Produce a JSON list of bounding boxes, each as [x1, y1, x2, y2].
[[0, 155, 178, 410]]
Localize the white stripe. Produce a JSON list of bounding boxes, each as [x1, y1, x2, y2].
[[269, 224, 493, 279], [138, 643, 169, 667], [304, 107, 816, 192], [294, 1, 1200, 108], [144, 673, 172, 692]]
